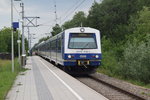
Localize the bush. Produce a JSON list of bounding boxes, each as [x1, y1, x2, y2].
[[120, 37, 150, 83], [119, 7, 150, 84], [99, 37, 120, 76]]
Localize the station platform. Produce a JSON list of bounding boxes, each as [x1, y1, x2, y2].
[[6, 56, 108, 100]]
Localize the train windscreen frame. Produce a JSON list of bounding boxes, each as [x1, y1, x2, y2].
[[68, 33, 97, 49]]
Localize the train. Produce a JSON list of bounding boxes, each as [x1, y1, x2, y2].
[[34, 27, 102, 74]]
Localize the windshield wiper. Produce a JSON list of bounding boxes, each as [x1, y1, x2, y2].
[[83, 42, 90, 48]]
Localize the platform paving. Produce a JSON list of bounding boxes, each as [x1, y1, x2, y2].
[[6, 56, 108, 100]]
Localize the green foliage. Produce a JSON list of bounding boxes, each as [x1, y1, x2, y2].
[[87, 2, 100, 29], [97, 5, 150, 84], [134, 7, 150, 41], [25, 38, 29, 54], [0, 28, 11, 53], [0, 27, 29, 56], [38, 36, 50, 43], [50, 11, 87, 36], [0, 59, 20, 100], [87, 0, 150, 41], [120, 37, 150, 83], [51, 24, 62, 36], [100, 37, 120, 76], [62, 11, 87, 29], [0, 28, 19, 56], [119, 7, 150, 84]]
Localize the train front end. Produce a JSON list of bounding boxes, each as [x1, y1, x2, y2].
[[63, 27, 102, 74]]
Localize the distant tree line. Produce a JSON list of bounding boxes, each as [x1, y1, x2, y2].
[[37, 0, 150, 84], [0, 27, 28, 56]]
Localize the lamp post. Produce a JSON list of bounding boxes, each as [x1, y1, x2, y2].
[[11, 0, 14, 72]]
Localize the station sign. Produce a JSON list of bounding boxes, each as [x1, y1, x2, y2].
[[13, 22, 19, 28]]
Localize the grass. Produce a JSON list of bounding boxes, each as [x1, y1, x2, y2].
[[0, 59, 23, 100], [125, 79, 150, 89], [97, 68, 150, 89]]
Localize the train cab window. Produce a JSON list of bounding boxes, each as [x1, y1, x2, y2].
[[69, 33, 97, 49]]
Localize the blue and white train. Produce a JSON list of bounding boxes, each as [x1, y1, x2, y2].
[[34, 27, 102, 74]]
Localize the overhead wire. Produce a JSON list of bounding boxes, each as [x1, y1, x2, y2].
[[45, 0, 86, 33], [42, 0, 58, 33], [60, 0, 87, 24], [58, 0, 81, 25], [40, 0, 80, 26], [38, 0, 57, 29], [38, 0, 87, 36], [34, 0, 88, 45]]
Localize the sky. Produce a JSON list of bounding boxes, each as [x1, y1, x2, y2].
[[0, 0, 101, 47]]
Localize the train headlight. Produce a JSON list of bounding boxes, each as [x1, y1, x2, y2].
[[95, 55, 99, 58], [68, 55, 71, 58]]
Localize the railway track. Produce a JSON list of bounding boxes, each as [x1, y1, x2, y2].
[[75, 74, 148, 100]]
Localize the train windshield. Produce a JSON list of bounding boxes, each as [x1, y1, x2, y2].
[[69, 33, 97, 49]]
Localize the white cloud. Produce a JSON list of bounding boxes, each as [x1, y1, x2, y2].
[[0, 0, 10, 14]]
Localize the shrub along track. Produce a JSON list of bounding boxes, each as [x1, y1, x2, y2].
[[75, 73, 150, 100]]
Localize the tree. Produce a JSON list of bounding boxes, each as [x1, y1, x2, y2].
[[38, 36, 50, 43], [86, 2, 100, 30], [51, 24, 62, 36], [120, 7, 150, 83], [134, 7, 150, 42], [0, 27, 29, 56], [62, 11, 87, 29], [87, 0, 150, 42], [0, 28, 11, 53]]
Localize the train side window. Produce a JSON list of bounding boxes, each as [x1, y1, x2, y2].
[[51, 40, 56, 51], [54, 40, 56, 51], [57, 38, 61, 51], [51, 41, 54, 51], [49, 41, 51, 51]]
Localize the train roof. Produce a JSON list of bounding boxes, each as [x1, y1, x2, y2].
[[36, 27, 100, 48], [65, 27, 100, 33]]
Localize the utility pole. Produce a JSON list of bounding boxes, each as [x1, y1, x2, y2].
[[54, 1, 58, 24], [24, 16, 40, 55], [20, 3, 25, 56], [27, 27, 31, 54], [11, 0, 14, 72], [20, 2, 26, 67]]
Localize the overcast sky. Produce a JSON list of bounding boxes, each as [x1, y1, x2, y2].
[[0, 0, 101, 47]]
